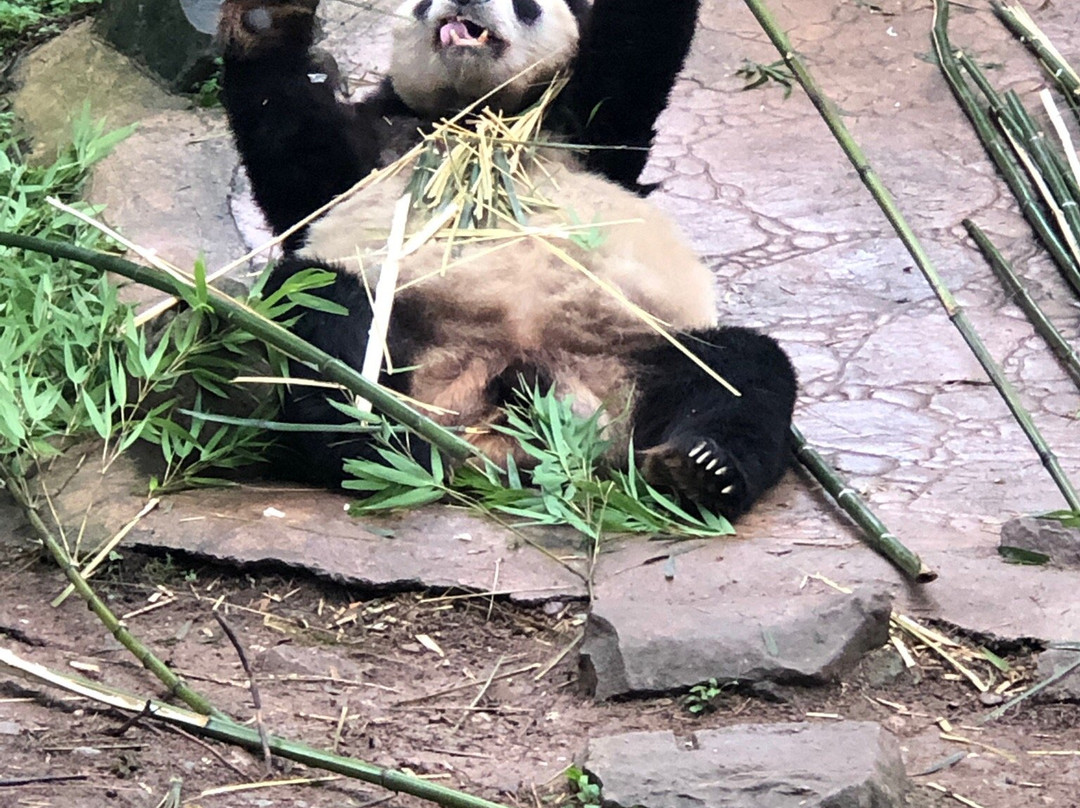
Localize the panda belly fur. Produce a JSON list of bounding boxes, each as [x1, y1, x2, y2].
[[297, 160, 719, 463]]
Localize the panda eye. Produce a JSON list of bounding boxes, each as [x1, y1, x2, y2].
[[512, 0, 542, 25], [413, 0, 433, 20]]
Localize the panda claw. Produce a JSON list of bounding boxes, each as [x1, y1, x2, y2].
[[714, 466, 728, 477], [706, 458, 718, 471], [694, 450, 711, 465], [721, 484, 734, 495], [688, 441, 707, 459]]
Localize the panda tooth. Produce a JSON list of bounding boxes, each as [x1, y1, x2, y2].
[[721, 485, 734, 495], [478, 29, 489, 44], [688, 441, 707, 459]]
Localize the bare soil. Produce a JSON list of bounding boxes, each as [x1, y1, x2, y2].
[[2, 532, 1078, 808]]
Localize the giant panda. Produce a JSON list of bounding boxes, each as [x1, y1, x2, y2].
[[217, 0, 798, 520]]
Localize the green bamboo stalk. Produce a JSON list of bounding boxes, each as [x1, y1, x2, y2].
[[991, 0, 1080, 121], [957, 53, 1080, 222], [0, 647, 515, 808], [0, 231, 493, 472], [0, 466, 223, 718], [1001, 90, 1080, 257], [963, 220, 1080, 387], [741, 0, 1080, 514], [934, 9, 1080, 294], [789, 426, 936, 583]]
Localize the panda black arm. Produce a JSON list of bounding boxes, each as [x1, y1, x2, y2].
[[555, 0, 701, 192], [219, 0, 384, 241]]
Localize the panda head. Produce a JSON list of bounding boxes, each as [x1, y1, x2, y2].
[[390, 0, 585, 118]]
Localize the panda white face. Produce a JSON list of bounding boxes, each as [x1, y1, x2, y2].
[[390, 0, 580, 117]]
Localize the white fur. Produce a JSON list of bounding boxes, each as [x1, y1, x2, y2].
[[390, 0, 579, 116]]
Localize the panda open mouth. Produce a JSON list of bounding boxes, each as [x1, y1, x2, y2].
[[436, 17, 505, 53]]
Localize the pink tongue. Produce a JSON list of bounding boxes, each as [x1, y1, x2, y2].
[[440, 20, 473, 46]]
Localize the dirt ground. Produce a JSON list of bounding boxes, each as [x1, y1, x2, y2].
[[2, 531, 1078, 808]]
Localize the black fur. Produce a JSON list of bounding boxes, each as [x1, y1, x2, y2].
[[221, 0, 700, 232], [220, 0, 798, 520]]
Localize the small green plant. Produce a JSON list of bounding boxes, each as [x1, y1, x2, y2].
[[565, 765, 601, 808], [735, 58, 796, 98], [684, 677, 731, 715], [192, 57, 224, 108]]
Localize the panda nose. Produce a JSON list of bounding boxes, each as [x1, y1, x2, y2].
[[452, 0, 488, 5]]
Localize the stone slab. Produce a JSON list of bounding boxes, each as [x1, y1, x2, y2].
[[1000, 516, 1080, 569], [584, 722, 908, 808], [85, 108, 253, 304], [580, 541, 892, 698], [128, 484, 588, 603], [1034, 648, 1080, 703], [11, 22, 187, 160]]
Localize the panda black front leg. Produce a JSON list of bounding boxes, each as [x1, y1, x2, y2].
[[219, 0, 381, 240], [632, 326, 798, 520]]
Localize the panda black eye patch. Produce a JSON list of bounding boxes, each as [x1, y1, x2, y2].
[[413, 0, 433, 20], [512, 0, 542, 24]]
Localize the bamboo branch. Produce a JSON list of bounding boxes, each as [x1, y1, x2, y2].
[[742, 0, 1080, 513], [963, 220, 1080, 387], [0, 468, 222, 718], [790, 426, 935, 583], [0, 231, 494, 472], [991, 1, 1080, 122], [941, 23, 1080, 293], [0, 647, 516, 808]]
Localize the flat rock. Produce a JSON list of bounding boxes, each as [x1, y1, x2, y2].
[[580, 541, 892, 698], [11, 22, 187, 159], [584, 722, 908, 808], [1034, 647, 1080, 703], [85, 108, 252, 304], [128, 485, 588, 603], [1000, 516, 1080, 569]]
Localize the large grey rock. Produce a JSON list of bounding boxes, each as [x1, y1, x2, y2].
[[85, 108, 252, 304], [1000, 516, 1080, 569], [11, 22, 187, 159], [579, 583, 892, 700], [1034, 647, 1080, 703], [96, 0, 221, 90], [585, 722, 908, 808]]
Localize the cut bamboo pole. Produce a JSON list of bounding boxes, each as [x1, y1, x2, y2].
[[937, 14, 1080, 294], [0, 647, 516, 808], [963, 220, 1080, 387], [790, 426, 936, 583], [741, 0, 1080, 514]]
